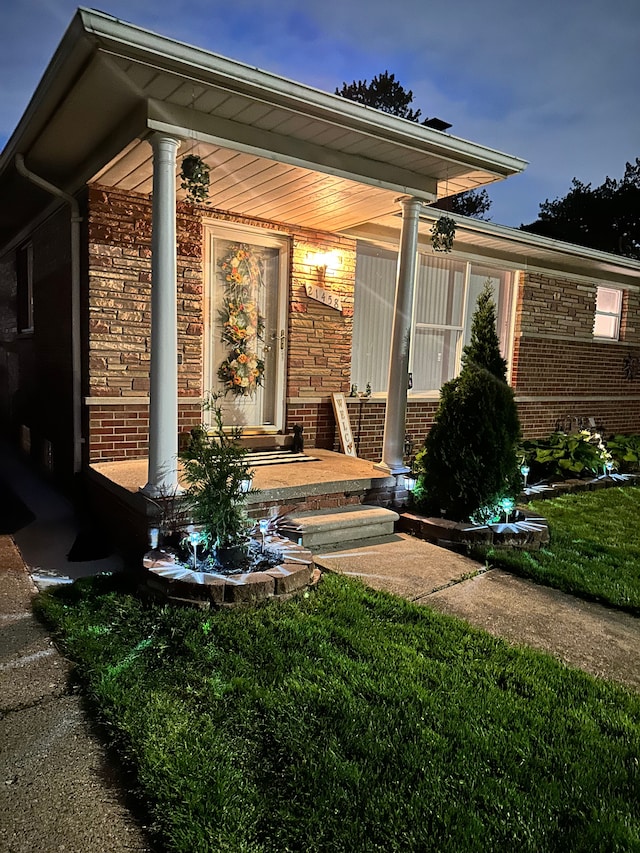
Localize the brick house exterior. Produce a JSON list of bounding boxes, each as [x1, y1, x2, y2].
[[84, 183, 640, 468], [1, 10, 639, 489]]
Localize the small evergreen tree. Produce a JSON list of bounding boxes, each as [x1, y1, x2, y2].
[[461, 281, 508, 380], [413, 282, 521, 521]]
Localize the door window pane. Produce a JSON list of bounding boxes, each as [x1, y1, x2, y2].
[[210, 237, 281, 428]]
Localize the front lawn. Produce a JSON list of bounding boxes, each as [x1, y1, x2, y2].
[[36, 572, 640, 853], [476, 486, 640, 614]]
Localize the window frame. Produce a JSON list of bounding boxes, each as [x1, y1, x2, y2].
[[593, 285, 623, 341], [351, 243, 516, 397]]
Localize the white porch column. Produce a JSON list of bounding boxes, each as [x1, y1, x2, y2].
[[376, 196, 422, 475], [142, 132, 181, 497]]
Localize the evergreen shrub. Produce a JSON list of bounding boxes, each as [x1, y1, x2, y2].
[[413, 282, 521, 521]]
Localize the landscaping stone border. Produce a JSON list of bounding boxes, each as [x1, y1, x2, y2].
[[142, 534, 320, 608], [399, 474, 639, 554], [398, 508, 550, 552], [518, 473, 639, 502]]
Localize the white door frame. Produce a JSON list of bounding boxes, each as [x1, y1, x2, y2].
[[203, 220, 289, 434]]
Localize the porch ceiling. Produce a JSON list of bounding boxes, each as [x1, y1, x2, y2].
[[92, 137, 408, 232], [0, 8, 527, 248]]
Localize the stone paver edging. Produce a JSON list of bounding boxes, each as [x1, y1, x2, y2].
[[143, 533, 319, 607], [398, 507, 549, 551]]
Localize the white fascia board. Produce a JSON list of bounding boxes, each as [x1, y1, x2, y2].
[[419, 209, 640, 275], [78, 8, 528, 180], [146, 100, 439, 200]]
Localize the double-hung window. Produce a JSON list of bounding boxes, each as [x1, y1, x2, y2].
[[351, 242, 515, 394], [593, 286, 622, 340]]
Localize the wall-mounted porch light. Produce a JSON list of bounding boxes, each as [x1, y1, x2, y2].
[[305, 249, 341, 278]]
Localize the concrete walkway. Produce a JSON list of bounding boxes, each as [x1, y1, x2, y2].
[[0, 442, 151, 851], [315, 534, 640, 692], [0, 536, 151, 853]]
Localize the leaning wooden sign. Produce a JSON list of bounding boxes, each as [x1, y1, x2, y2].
[[331, 392, 357, 457]]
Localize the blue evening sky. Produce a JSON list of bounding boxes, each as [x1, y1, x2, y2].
[[1, 0, 638, 227]]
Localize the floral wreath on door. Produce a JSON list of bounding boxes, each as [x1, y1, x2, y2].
[[217, 243, 266, 396]]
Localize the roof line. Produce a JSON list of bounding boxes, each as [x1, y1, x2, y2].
[[419, 209, 640, 272], [77, 7, 527, 179]]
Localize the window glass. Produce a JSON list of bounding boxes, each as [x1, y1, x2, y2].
[[468, 265, 513, 356], [593, 287, 622, 339], [351, 243, 396, 393], [351, 244, 515, 394]]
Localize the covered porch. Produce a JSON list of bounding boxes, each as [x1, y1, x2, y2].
[[87, 448, 403, 557], [0, 9, 527, 544]]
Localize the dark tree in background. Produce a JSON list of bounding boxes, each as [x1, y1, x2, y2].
[[413, 282, 521, 521], [336, 71, 491, 220], [431, 188, 492, 219], [336, 71, 425, 121], [521, 158, 640, 260]]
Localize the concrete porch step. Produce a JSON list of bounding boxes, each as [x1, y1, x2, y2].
[[288, 504, 399, 550]]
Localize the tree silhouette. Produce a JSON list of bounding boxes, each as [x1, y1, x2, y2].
[[336, 71, 491, 219], [521, 158, 640, 260]]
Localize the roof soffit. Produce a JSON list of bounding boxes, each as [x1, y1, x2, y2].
[[344, 214, 640, 286], [0, 7, 528, 247]]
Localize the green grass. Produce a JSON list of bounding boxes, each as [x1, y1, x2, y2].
[[475, 486, 640, 615], [36, 572, 640, 853]]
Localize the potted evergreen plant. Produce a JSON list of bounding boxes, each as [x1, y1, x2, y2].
[[179, 394, 255, 566]]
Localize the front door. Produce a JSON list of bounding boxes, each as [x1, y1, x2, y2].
[[205, 226, 288, 432]]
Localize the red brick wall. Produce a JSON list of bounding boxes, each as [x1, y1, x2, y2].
[[284, 398, 439, 463], [88, 401, 203, 462], [511, 272, 640, 437]]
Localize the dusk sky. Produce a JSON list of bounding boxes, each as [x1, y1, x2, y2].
[[1, 0, 638, 227]]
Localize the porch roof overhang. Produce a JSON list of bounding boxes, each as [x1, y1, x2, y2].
[[0, 6, 527, 250], [344, 211, 640, 288]]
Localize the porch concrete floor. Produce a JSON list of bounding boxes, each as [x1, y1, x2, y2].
[[91, 448, 395, 504]]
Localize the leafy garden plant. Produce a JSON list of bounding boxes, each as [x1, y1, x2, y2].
[[606, 433, 640, 472], [520, 429, 612, 481]]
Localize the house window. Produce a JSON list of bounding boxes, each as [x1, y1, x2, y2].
[[351, 243, 514, 394], [16, 243, 33, 333], [593, 286, 622, 340]]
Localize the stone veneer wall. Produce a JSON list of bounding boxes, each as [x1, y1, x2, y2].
[[87, 188, 640, 467], [86, 186, 356, 463]]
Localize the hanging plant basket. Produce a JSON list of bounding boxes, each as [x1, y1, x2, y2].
[[431, 216, 456, 253], [180, 154, 210, 205]]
